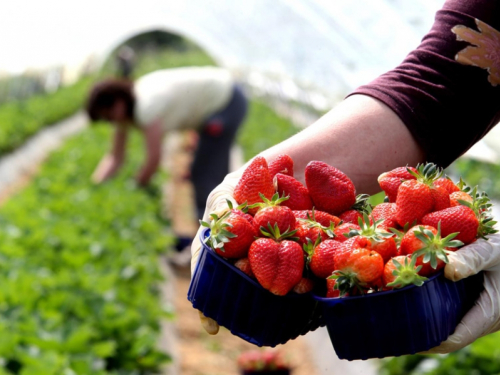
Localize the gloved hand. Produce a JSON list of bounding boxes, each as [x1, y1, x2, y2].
[[421, 233, 500, 354], [190, 169, 243, 335]]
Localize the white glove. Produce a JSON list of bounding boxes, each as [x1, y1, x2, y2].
[[422, 233, 500, 354], [189, 169, 243, 335]]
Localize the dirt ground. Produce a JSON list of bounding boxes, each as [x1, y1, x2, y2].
[[165, 132, 321, 375]]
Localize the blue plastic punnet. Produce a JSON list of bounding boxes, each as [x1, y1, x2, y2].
[[187, 228, 324, 347], [313, 270, 484, 360]]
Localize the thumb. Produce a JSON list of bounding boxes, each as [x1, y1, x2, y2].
[[445, 233, 500, 281], [199, 310, 219, 335]]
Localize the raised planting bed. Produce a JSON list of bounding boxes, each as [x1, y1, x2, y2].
[[0, 126, 172, 374]]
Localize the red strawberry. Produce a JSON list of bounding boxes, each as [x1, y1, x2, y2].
[[400, 224, 462, 276], [201, 211, 257, 259], [338, 194, 371, 224], [234, 258, 255, 278], [251, 193, 296, 234], [274, 173, 313, 210], [268, 154, 294, 178], [332, 236, 384, 296], [292, 277, 315, 294], [348, 213, 397, 263], [421, 205, 479, 245], [378, 166, 417, 202], [295, 218, 334, 246], [248, 226, 304, 296], [396, 180, 433, 227], [305, 161, 356, 215], [234, 156, 275, 214], [292, 209, 341, 227], [334, 222, 361, 242], [395, 163, 444, 227], [449, 191, 473, 207], [371, 202, 398, 230], [326, 278, 341, 298], [226, 200, 254, 226], [306, 238, 342, 279], [383, 255, 428, 289], [434, 177, 460, 194], [431, 185, 451, 211]]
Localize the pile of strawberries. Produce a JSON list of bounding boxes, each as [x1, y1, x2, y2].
[[201, 155, 497, 298]]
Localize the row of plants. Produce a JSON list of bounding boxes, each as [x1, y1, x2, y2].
[[0, 77, 93, 156], [0, 126, 172, 374]]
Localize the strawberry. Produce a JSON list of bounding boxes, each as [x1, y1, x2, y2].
[[371, 202, 398, 230], [274, 173, 313, 210], [338, 194, 371, 224], [305, 161, 356, 215], [248, 225, 304, 296], [383, 255, 428, 289], [449, 191, 473, 207], [201, 211, 257, 259], [226, 200, 254, 226], [268, 154, 294, 178], [292, 209, 341, 227], [333, 222, 361, 242], [234, 257, 255, 278], [326, 278, 341, 298], [292, 277, 315, 294], [378, 166, 417, 202], [234, 156, 275, 214], [399, 224, 462, 276], [395, 163, 444, 227], [431, 185, 451, 211], [421, 206, 479, 245], [295, 217, 335, 246], [331, 236, 384, 296], [434, 176, 460, 194], [348, 213, 397, 263], [305, 238, 341, 279], [251, 193, 296, 234]]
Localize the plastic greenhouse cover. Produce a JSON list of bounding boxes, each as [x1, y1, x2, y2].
[[0, 0, 441, 101]]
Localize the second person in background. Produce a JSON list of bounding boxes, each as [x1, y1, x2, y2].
[[85, 66, 248, 252]]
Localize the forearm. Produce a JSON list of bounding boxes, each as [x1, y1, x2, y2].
[[258, 94, 425, 195], [135, 159, 160, 187]]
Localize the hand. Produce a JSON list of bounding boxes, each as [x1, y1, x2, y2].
[[422, 233, 500, 354], [190, 169, 243, 335]]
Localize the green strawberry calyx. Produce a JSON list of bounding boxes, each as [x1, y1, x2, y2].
[[226, 199, 250, 213], [412, 222, 463, 269], [407, 162, 443, 187], [348, 212, 394, 243], [350, 193, 371, 214], [297, 208, 336, 238], [456, 184, 498, 240], [386, 257, 428, 288], [200, 211, 237, 252], [259, 222, 299, 242], [249, 192, 289, 211], [303, 236, 322, 264], [329, 270, 366, 297]]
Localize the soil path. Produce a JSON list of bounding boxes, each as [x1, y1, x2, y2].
[[163, 131, 321, 375]]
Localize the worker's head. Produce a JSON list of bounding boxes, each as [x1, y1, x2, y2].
[[86, 79, 135, 124]]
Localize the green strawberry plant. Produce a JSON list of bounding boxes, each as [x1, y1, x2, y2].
[[0, 126, 172, 373], [0, 78, 93, 156]]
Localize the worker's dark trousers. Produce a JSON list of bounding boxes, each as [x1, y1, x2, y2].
[[190, 84, 248, 221]]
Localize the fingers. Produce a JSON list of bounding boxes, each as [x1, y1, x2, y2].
[[199, 310, 219, 335], [445, 233, 500, 281]]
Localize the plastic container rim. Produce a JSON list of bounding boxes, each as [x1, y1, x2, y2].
[[313, 269, 444, 302]]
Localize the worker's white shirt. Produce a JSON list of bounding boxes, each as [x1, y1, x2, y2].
[[134, 67, 234, 131]]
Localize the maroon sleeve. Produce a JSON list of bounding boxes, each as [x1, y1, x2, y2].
[[348, 0, 500, 168]]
